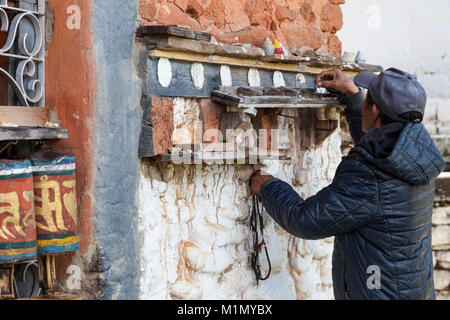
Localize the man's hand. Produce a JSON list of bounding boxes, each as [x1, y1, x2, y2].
[[316, 68, 359, 95], [250, 170, 274, 196]]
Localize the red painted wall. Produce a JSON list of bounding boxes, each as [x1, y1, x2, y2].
[[46, 0, 95, 263]]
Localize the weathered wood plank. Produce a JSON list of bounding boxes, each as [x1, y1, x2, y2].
[[147, 49, 381, 75], [138, 25, 211, 42], [237, 102, 342, 109], [212, 91, 242, 103], [242, 95, 298, 104], [211, 95, 239, 107], [0, 106, 49, 127], [0, 127, 68, 141], [262, 87, 299, 96], [142, 33, 383, 73], [237, 87, 263, 96], [149, 49, 303, 72]]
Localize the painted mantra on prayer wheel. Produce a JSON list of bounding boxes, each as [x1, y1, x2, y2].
[[0, 159, 37, 263], [29, 152, 79, 255], [0, 152, 79, 264]]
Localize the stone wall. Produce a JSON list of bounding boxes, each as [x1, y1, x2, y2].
[[139, 0, 345, 56], [433, 175, 450, 299]]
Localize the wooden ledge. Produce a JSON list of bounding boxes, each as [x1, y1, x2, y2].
[[0, 106, 50, 127], [212, 87, 343, 109], [138, 25, 383, 74], [0, 127, 68, 141]]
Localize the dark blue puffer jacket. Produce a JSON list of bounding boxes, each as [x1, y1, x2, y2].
[[259, 91, 445, 300]]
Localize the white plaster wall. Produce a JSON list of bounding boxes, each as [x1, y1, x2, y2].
[[338, 0, 450, 136], [137, 99, 343, 300]]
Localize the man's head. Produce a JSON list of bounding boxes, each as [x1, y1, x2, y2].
[[355, 68, 427, 132]]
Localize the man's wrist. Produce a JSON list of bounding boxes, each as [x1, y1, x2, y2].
[[343, 84, 359, 95]]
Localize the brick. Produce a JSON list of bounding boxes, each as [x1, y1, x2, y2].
[[327, 33, 342, 57], [139, 0, 160, 22], [437, 102, 450, 123], [200, 99, 223, 142], [203, 0, 250, 32], [234, 27, 274, 47], [436, 251, 450, 264], [432, 225, 450, 248], [434, 270, 450, 291], [158, 3, 202, 31], [286, 0, 303, 12], [245, 0, 274, 29], [168, 0, 188, 12], [320, 3, 343, 33], [436, 291, 450, 300], [186, 0, 204, 18], [436, 174, 450, 202], [300, 2, 316, 25], [282, 27, 325, 51], [433, 206, 450, 226], [275, 6, 297, 22]]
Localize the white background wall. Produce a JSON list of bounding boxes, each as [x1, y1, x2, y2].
[[338, 0, 450, 135]]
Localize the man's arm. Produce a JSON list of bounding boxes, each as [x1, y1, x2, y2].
[[317, 68, 365, 144], [341, 90, 366, 144], [258, 158, 378, 240]]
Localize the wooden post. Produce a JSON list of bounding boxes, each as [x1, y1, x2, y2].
[[0, 264, 15, 299], [38, 254, 56, 295]]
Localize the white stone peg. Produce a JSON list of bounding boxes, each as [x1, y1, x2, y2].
[[220, 65, 232, 86], [248, 68, 260, 87], [273, 71, 286, 87], [157, 57, 172, 88], [191, 63, 204, 89]]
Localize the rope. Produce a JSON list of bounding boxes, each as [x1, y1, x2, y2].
[[250, 195, 271, 283]]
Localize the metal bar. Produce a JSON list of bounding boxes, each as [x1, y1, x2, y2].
[[0, 5, 43, 16], [0, 52, 44, 62]]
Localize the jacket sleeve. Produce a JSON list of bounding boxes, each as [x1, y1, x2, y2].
[[341, 89, 366, 144], [259, 158, 379, 240]]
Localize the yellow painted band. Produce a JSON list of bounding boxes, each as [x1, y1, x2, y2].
[[0, 247, 36, 256], [37, 236, 79, 248]]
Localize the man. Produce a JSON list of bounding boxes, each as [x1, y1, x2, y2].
[[250, 68, 445, 300]]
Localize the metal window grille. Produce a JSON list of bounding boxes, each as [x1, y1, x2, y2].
[[0, 0, 45, 107]]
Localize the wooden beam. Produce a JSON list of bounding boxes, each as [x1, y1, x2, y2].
[[0, 106, 49, 127], [237, 103, 342, 109], [150, 49, 304, 72], [138, 25, 211, 42], [149, 49, 363, 75], [212, 90, 343, 109], [0, 127, 68, 141]]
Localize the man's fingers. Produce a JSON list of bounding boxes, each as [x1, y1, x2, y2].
[[317, 70, 335, 82], [317, 79, 335, 88]]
